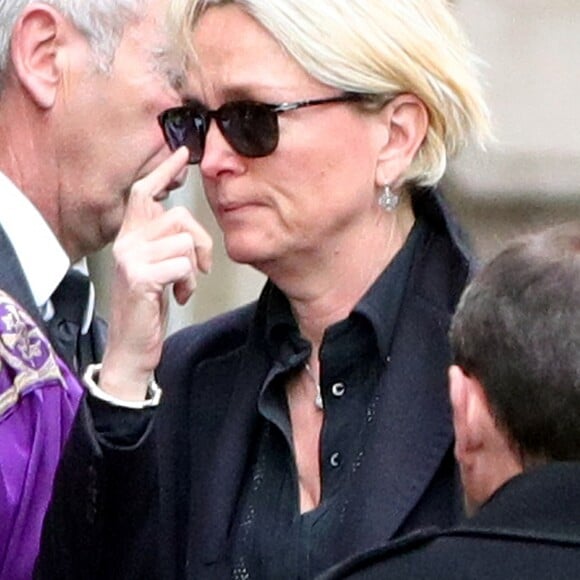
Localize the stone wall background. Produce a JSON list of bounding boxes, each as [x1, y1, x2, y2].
[[447, 0, 580, 257], [91, 0, 580, 332]]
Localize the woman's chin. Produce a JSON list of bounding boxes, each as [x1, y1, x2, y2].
[[223, 235, 272, 266]]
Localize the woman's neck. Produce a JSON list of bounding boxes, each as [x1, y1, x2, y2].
[[272, 201, 415, 347]]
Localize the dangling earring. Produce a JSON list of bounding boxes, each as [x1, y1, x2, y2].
[[378, 184, 400, 212]]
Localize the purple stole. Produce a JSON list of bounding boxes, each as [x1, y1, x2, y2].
[[0, 289, 83, 580]]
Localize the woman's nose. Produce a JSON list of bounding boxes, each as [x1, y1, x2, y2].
[[199, 119, 244, 178]]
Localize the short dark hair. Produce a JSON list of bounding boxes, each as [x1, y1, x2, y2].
[[450, 222, 580, 462]]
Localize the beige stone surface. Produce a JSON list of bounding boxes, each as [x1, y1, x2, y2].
[[448, 0, 580, 259]]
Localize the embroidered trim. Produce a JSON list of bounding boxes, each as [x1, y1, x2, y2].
[[0, 290, 64, 417]]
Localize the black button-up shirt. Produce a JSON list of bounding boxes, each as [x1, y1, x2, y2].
[[230, 219, 426, 579]]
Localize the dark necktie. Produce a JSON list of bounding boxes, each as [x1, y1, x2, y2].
[[47, 269, 91, 373]]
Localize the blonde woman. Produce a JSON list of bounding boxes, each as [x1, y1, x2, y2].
[[38, 1, 490, 578]]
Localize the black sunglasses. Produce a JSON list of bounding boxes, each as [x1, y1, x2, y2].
[[157, 93, 367, 164]]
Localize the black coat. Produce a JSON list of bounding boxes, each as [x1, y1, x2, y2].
[[37, 190, 473, 579], [321, 462, 580, 580]]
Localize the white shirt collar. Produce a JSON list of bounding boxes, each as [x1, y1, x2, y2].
[[0, 171, 95, 332], [0, 171, 69, 307]]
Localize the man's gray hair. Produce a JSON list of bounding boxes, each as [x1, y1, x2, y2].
[[0, 0, 146, 80]]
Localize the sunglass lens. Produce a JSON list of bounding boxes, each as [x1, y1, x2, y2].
[[160, 107, 205, 164], [219, 102, 279, 158]]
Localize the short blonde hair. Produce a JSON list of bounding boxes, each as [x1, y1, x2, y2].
[[170, 0, 491, 187]]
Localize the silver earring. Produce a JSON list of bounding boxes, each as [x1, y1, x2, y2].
[[378, 184, 400, 212]]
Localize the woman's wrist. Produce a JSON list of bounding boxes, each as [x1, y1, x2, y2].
[[83, 363, 162, 409]]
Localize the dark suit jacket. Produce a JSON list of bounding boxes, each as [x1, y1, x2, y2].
[[321, 462, 580, 580], [0, 225, 106, 364], [0, 225, 44, 327], [37, 190, 473, 579]]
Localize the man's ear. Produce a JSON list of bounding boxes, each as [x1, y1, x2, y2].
[[375, 93, 429, 189], [448, 365, 487, 466], [10, 4, 66, 109]]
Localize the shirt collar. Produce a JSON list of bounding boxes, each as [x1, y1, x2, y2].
[[74, 261, 95, 334], [353, 217, 426, 360], [0, 171, 69, 308], [262, 217, 425, 364], [43, 259, 96, 335], [262, 283, 308, 363]]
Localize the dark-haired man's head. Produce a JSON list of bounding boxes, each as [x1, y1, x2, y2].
[[448, 222, 580, 515]]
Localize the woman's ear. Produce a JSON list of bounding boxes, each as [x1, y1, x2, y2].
[[374, 93, 429, 189], [10, 5, 65, 109]]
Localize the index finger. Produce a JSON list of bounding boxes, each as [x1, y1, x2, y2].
[[122, 146, 190, 232]]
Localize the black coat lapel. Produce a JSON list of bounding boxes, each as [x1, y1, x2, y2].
[[0, 224, 43, 326], [192, 338, 271, 566], [338, 225, 467, 553]]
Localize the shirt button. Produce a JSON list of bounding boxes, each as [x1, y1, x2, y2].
[[331, 382, 346, 398], [329, 452, 342, 468]]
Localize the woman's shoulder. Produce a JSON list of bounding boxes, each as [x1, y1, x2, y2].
[[161, 301, 258, 366]]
